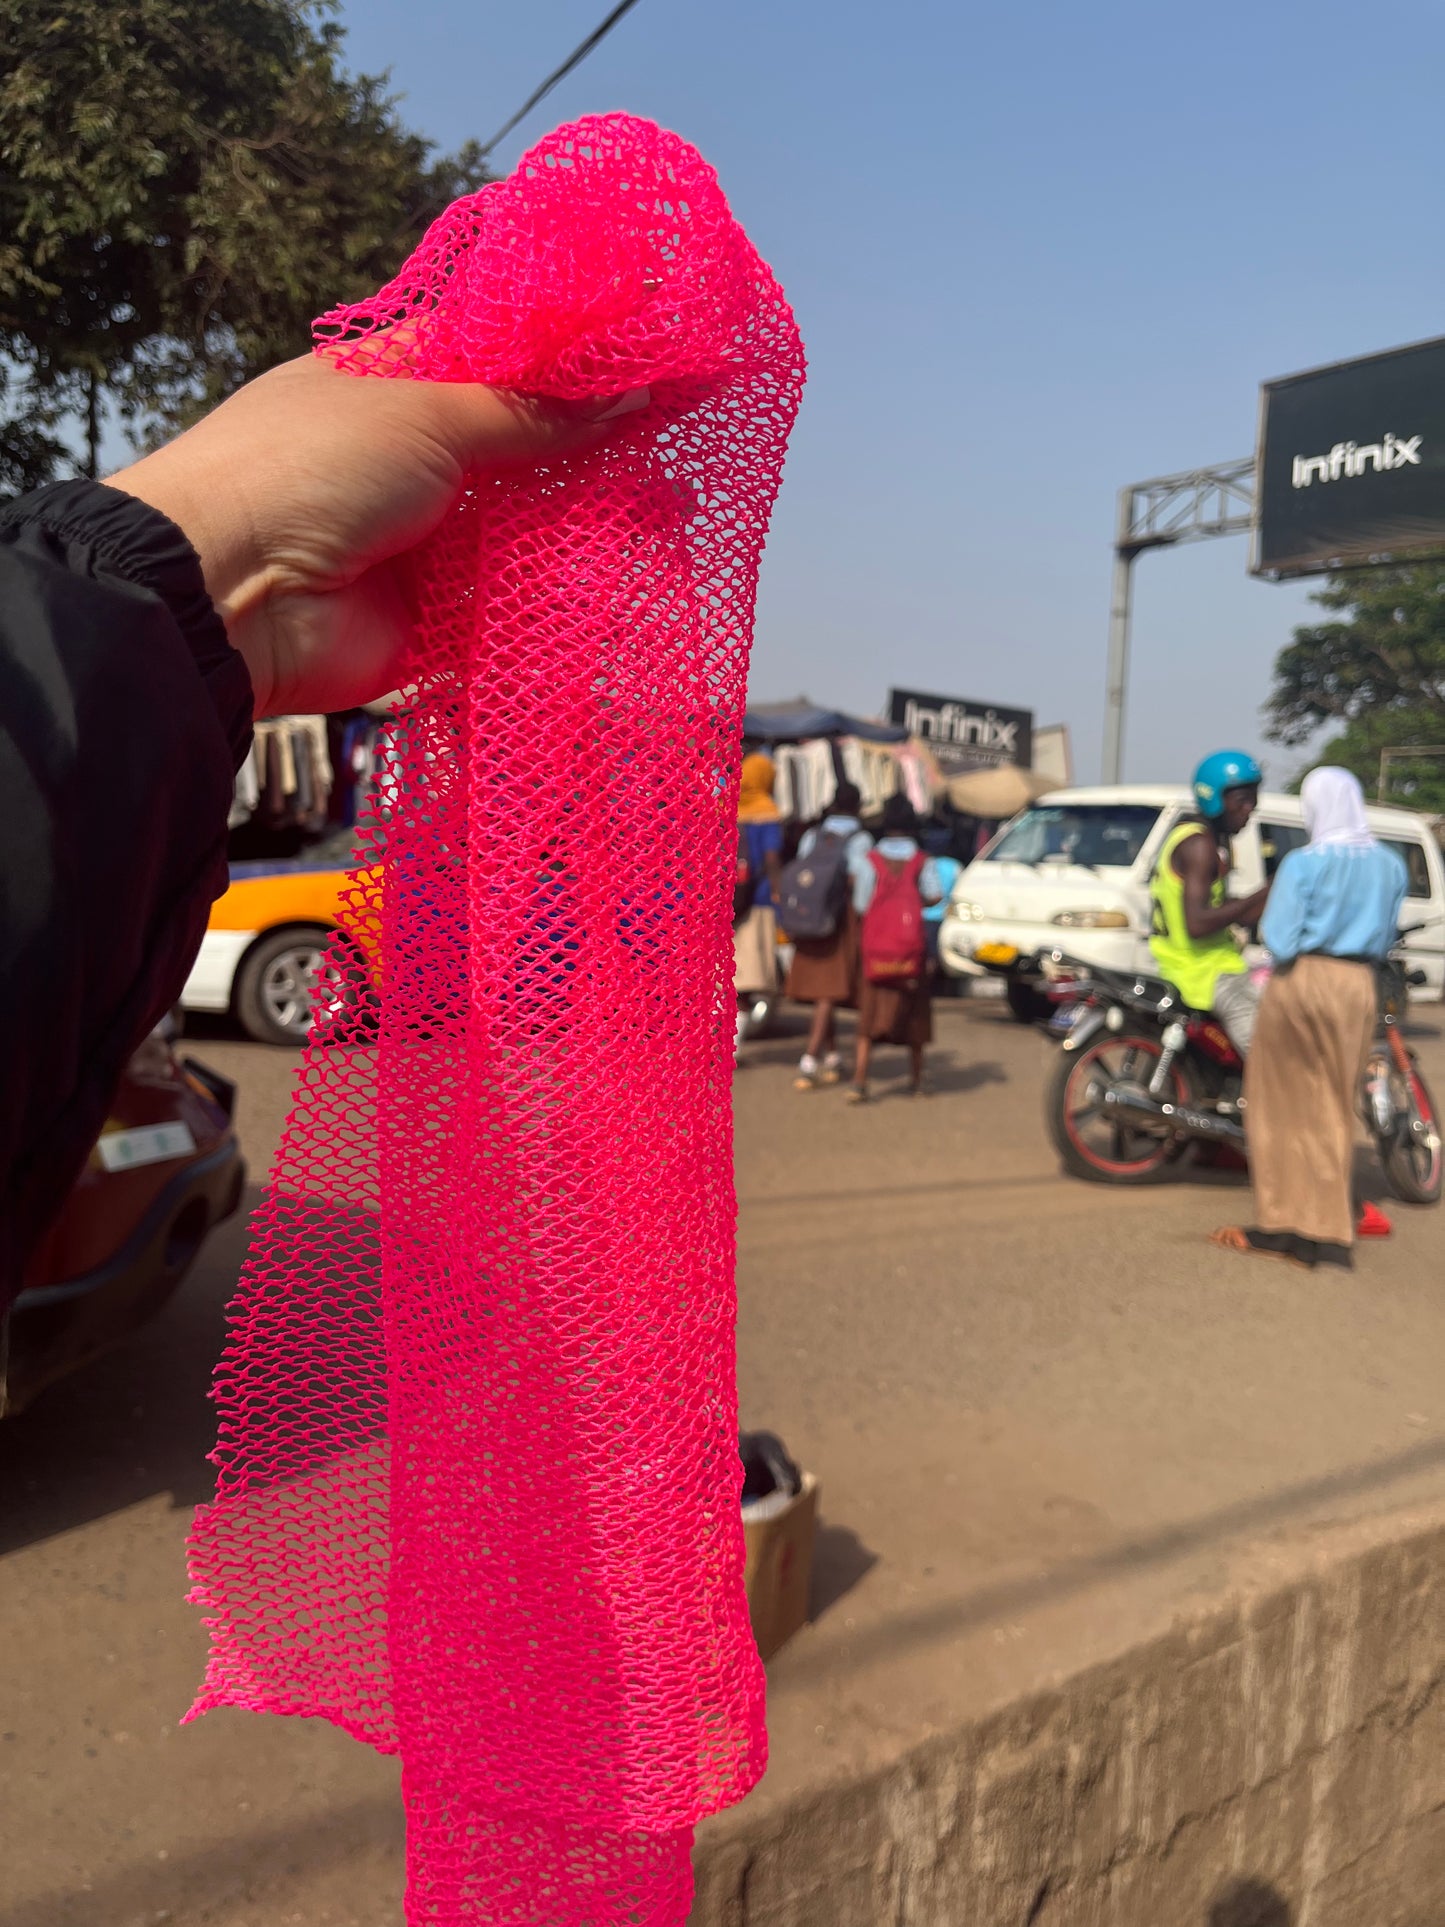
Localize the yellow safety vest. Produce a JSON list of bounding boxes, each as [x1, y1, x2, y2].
[[1148, 822, 1246, 1009]]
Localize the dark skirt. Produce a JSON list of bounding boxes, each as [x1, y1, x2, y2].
[[785, 906, 860, 1007], [857, 974, 933, 1046]]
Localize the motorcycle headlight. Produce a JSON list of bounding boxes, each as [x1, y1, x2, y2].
[[1051, 909, 1131, 930]]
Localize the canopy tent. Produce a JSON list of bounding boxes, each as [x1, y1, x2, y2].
[[743, 699, 907, 745], [944, 763, 1059, 818]]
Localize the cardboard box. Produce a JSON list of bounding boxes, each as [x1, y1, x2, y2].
[[742, 1472, 818, 1662]]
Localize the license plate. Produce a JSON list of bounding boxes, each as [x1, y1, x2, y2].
[[974, 941, 1019, 967], [96, 1121, 197, 1173]]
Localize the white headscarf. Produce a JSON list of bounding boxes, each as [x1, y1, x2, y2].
[[1301, 765, 1373, 849]]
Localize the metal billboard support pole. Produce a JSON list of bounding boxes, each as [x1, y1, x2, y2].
[[1101, 489, 1137, 787], [1100, 457, 1257, 783]]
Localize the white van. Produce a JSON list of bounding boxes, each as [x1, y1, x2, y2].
[[938, 785, 1445, 1012]]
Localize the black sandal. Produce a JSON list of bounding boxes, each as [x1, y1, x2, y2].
[[1311, 1241, 1354, 1271], [1210, 1226, 1315, 1269]]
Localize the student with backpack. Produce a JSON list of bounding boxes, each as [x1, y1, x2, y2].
[[778, 780, 872, 1089], [849, 794, 943, 1103]]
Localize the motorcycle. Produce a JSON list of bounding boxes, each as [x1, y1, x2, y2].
[[1040, 929, 1442, 1203]]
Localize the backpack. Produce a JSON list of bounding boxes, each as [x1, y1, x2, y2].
[[776, 829, 851, 941], [861, 851, 927, 985]]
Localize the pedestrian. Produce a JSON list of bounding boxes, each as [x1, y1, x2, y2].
[[849, 794, 943, 1102], [1211, 767, 1407, 1270], [733, 752, 785, 1058], [921, 824, 962, 991], [780, 779, 872, 1089], [1150, 750, 1270, 1056]]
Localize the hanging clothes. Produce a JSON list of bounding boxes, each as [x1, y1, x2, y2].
[[258, 729, 286, 827], [234, 715, 350, 834], [230, 746, 261, 829], [848, 740, 901, 817], [797, 740, 837, 820], [292, 715, 334, 826], [770, 744, 797, 821], [343, 715, 386, 827], [840, 739, 866, 804], [899, 750, 930, 817]]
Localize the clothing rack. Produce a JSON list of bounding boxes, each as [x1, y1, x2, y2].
[[767, 735, 939, 823], [227, 711, 389, 859]]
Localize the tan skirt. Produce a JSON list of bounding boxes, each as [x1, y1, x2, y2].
[[857, 975, 933, 1046], [1244, 955, 1375, 1247], [785, 906, 860, 1007], [733, 905, 779, 997]]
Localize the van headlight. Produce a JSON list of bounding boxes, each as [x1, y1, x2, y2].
[[947, 900, 986, 923], [1050, 909, 1131, 930]]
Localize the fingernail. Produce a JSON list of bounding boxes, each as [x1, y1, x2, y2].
[[591, 386, 651, 422]]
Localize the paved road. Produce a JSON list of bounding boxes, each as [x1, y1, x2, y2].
[[4, 999, 1444, 1923]]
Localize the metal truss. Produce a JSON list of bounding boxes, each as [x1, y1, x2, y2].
[[1103, 456, 1255, 781], [1116, 457, 1256, 558]]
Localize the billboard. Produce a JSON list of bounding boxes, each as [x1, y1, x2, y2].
[[887, 688, 1034, 773], [1254, 334, 1445, 577]]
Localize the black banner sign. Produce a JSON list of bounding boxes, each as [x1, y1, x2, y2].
[[887, 688, 1033, 772], [1255, 335, 1445, 577]]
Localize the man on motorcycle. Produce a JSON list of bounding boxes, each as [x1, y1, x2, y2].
[[1149, 750, 1272, 1055]]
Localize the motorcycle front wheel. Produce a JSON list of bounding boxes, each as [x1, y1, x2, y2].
[[1373, 1049, 1444, 1205], [1047, 1029, 1192, 1184]]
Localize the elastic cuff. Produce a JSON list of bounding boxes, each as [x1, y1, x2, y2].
[[0, 479, 254, 770]]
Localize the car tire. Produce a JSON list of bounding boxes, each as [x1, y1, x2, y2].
[[234, 925, 332, 1047]]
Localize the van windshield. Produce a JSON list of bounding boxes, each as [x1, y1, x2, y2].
[[984, 804, 1163, 870]]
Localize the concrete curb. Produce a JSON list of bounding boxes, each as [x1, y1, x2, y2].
[[694, 1510, 1445, 1924]]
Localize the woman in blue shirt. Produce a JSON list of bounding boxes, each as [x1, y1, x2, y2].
[[1212, 767, 1407, 1271]]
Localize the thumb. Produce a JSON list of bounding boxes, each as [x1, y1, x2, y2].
[[415, 380, 652, 473]]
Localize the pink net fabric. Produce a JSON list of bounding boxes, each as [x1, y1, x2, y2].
[[185, 116, 804, 1923]]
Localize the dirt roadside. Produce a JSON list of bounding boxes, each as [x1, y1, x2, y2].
[[3, 1001, 1442, 1925]]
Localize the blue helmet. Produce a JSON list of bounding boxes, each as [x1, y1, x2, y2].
[[1192, 749, 1262, 820]]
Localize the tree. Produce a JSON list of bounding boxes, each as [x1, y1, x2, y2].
[[0, 0, 486, 487], [1264, 564, 1445, 813], [0, 366, 68, 496]]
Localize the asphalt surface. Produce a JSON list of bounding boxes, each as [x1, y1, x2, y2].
[[5, 996, 1445, 1923]]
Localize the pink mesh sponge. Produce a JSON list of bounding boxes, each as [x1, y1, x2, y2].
[[185, 116, 805, 1922]]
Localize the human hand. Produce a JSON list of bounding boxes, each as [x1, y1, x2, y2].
[[110, 352, 648, 717]]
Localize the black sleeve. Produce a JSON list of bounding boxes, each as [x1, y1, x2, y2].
[[0, 480, 254, 1302]]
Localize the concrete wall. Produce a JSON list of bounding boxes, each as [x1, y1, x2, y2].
[[694, 1521, 1445, 1926]]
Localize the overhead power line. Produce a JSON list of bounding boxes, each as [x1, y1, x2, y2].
[[478, 0, 646, 160]]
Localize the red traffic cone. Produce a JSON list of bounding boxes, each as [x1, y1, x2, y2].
[[1356, 1200, 1393, 1238]]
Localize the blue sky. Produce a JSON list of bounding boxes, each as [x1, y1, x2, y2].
[[335, 0, 1444, 783]]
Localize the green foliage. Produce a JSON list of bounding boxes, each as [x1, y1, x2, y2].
[[0, 0, 487, 485], [1299, 715, 1445, 816], [1265, 564, 1445, 813], [0, 366, 68, 495]]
